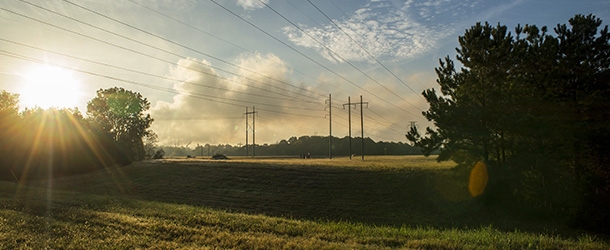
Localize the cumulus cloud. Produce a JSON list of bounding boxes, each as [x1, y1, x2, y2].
[[150, 53, 328, 146], [236, 0, 268, 10], [282, 0, 481, 63]]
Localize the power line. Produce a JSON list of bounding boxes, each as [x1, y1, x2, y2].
[[126, 0, 251, 54], [0, 38, 322, 108], [306, 0, 427, 104], [285, 1, 324, 27], [321, 0, 433, 98], [0, 49, 324, 116], [209, 0, 417, 117], [57, 0, 325, 100], [327, 0, 349, 18], [154, 116, 243, 121], [126, 0, 324, 90], [321, 0, 434, 94], [255, 0, 422, 115], [14, 0, 323, 103], [84, 2, 417, 135], [0, 47, 401, 142], [1, 2, 416, 143], [329, 97, 406, 134], [366, 107, 408, 133]]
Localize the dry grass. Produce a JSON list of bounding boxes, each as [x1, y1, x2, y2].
[[168, 155, 456, 169]]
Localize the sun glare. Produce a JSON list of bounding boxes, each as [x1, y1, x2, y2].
[[20, 65, 82, 110]]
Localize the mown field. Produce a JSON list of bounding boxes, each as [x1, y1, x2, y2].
[[1, 156, 607, 249]]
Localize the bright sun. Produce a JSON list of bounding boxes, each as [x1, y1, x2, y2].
[[20, 65, 82, 110]]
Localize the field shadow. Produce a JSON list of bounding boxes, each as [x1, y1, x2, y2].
[[35, 159, 571, 235]]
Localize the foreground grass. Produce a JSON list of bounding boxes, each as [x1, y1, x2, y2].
[[1, 156, 608, 249]]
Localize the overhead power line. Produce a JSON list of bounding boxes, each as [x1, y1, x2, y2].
[[0, 49, 323, 116], [0, 38, 321, 107], [305, 0, 426, 106], [57, 0, 325, 100], [209, 0, 418, 117], [126, 0, 323, 87], [154, 116, 244, 121], [259, 0, 423, 111], [259, 0, 420, 109], [126, 0, 251, 53], [309, 0, 432, 98], [1, 1, 414, 142], [6, 1, 323, 105], [259, 0, 421, 113]]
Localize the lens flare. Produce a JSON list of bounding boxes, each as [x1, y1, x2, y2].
[[468, 161, 488, 197]]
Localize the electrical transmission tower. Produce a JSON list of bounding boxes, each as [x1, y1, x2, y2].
[[343, 95, 368, 160], [244, 106, 258, 158]]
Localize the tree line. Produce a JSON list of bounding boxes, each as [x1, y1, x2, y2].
[[161, 136, 420, 157], [0, 87, 154, 181], [407, 14, 609, 233]]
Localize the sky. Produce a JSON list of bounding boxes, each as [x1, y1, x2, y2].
[[0, 0, 608, 147]]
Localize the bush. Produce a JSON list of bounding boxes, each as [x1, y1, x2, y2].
[[212, 154, 228, 160], [153, 149, 165, 159]]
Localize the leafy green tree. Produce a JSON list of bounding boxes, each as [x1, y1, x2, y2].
[[87, 87, 154, 162], [0, 90, 20, 136], [143, 131, 160, 159], [0, 90, 21, 180], [0, 90, 19, 113]]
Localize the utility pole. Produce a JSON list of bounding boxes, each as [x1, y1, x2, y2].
[[244, 106, 258, 158], [358, 95, 368, 161], [245, 106, 248, 157], [325, 94, 332, 159], [343, 96, 352, 159], [409, 121, 417, 130], [253, 106, 256, 157], [345, 96, 368, 160]]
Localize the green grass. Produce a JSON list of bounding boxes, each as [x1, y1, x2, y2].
[[1, 156, 607, 249]]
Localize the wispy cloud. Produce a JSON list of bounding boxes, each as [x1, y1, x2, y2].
[[475, 0, 526, 22], [282, 0, 483, 63], [236, 0, 268, 10]]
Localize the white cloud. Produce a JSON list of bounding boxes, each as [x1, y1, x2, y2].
[[150, 54, 328, 146], [282, 1, 453, 63], [236, 0, 268, 10], [281, 0, 492, 63]]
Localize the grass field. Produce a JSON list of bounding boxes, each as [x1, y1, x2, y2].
[[1, 156, 608, 249]]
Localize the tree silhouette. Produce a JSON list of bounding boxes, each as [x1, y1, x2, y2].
[[407, 14, 610, 232], [87, 87, 154, 162]]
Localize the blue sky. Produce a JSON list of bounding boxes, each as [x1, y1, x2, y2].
[[0, 0, 608, 146]]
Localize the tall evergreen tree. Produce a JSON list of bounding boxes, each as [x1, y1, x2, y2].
[[407, 14, 610, 231]]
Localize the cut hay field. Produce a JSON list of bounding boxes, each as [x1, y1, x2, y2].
[[1, 156, 607, 249]]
